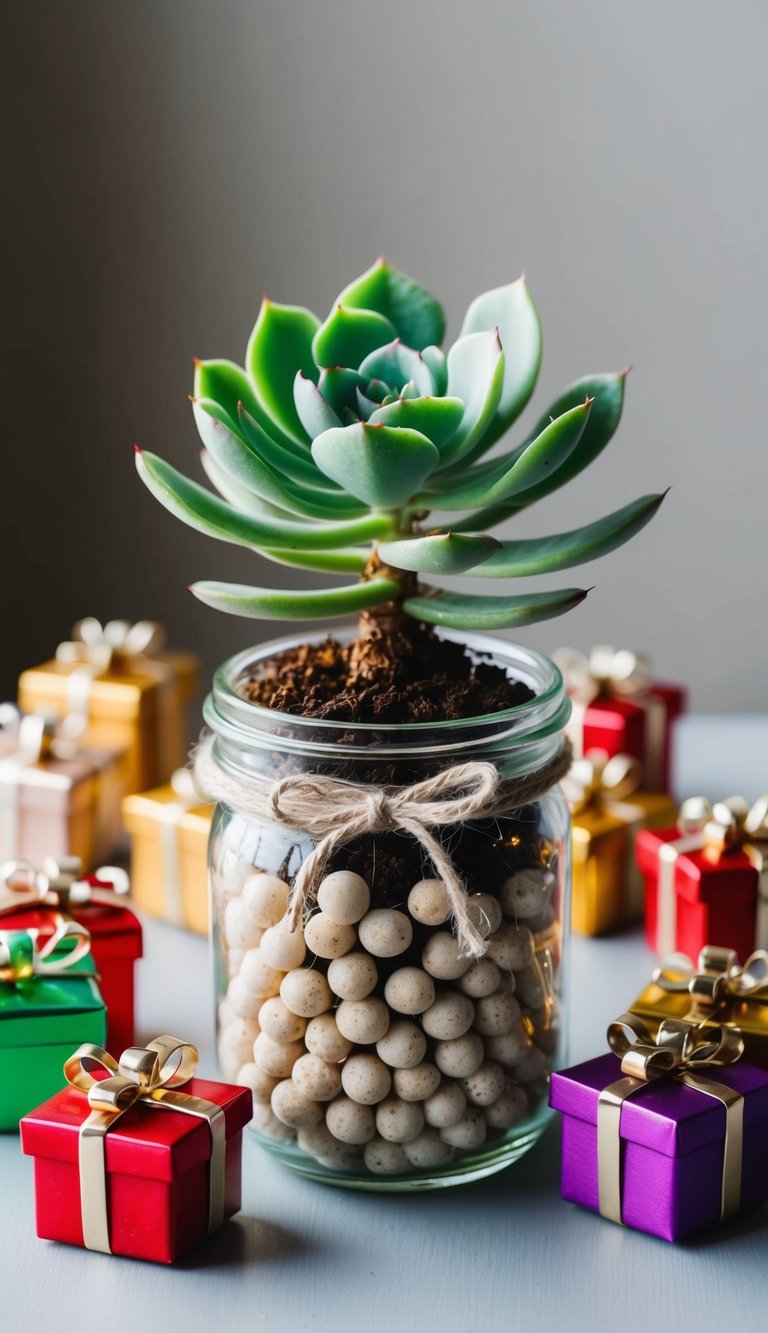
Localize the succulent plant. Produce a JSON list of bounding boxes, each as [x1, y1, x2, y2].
[[136, 258, 664, 631]]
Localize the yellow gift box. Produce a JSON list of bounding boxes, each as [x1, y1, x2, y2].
[[122, 770, 213, 934], [566, 753, 677, 936], [18, 619, 199, 796]]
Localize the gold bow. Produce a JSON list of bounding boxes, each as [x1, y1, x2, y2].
[[653, 945, 768, 1006], [597, 1012, 745, 1226], [0, 857, 130, 917], [552, 645, 654, 703], [560, 750, 642, 814], [0, 920, 92, 983], [56, 618, 166, 675], [63, 1036, 226, 1254]]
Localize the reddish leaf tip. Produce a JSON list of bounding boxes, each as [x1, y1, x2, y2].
[[192, 356, 202, 367], [133, 443, 142, 454], [620, 364, 633, 379]]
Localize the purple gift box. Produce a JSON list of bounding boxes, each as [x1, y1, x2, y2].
[[549, 1052, 768, 1241]]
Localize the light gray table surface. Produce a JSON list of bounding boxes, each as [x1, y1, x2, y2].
[[2, 714, 767, 1333]]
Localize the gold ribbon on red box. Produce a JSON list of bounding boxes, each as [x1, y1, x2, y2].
[[553, 645, 667, 788]]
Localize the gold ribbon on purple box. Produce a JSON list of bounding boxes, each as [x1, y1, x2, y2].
[[63, 1036, 226, 1254], [597, 1013, 745, 1225], [553, 645, 667, 788], [655, 795, 768, 957]]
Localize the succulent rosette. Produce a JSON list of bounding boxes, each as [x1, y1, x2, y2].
[[137, 258, 663, 629]]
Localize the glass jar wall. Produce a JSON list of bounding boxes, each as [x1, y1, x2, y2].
[[206, 629, 571, 1191]]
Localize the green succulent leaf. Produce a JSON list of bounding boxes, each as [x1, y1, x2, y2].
[[378, 532, 500, 575], [403, 586, 589, 630], [334, 258, 445, 351], [317, 366, 366, 417], [436, 331, 505, 467], [293, 372, 343, 440], [469, 493, 667, 577], [191, 576, 401, 620], [312, 305, 398, 370], [367, 396, 465, 448], [135, 449, 394, 550], [236, 403, 343, 493], [508, 371, 628, 507], [259, 546, 369, 574], [246, 300, 320, 445], [458, 275, 542, 450], [312, 423, 440, 509], [358, 341, 434, 398], [200, 449, 299, 520], [193, 359, 302, 456], [421, 345, 448, 395]]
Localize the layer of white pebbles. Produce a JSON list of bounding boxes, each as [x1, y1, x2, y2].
[[218, 867, 558, 1177]]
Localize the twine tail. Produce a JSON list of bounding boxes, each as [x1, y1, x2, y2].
[[400, 816, 486, 960]]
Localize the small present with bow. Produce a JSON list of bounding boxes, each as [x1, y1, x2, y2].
[[553, 645, 686, 793], [550, 1012, 768, 1241], [562, 750, 677, 936], [0, 920, 106, 1130], [637, 794, 768, 962], [18, 618, 199, 794], [20, 1035, 252, 1263], [0, 856, 142, 1053], [122, 767, 213, 935]]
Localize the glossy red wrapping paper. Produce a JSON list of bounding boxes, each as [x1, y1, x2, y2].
[[573, 683, 685, 792]]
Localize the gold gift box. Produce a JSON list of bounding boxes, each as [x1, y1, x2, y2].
[[19, 651, 199, 796], [629, 971, 768, 1068], [572, 792, 677, 937], [122, 784, 213, 935]]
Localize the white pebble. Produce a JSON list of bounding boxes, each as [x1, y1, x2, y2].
[[280, 967, 332, 1018], [403, 1128, 456, 1168], [458, 959, 501, 998], [358, 909, 413, 958], [317, 870, 371, 924], [473, 990, 522, 1037], [376, 1021, 427, 1069], [486, 923, 533, 970], [228, 947, 246, 976], [407, 878, 451, 926], [304, 911, 357, 960], [327, 952, 378, 1001], [258, 996, 307, 1044], [271, 1079, 324, 1129], [383, 967, 435, 1015], [235, 1062, 279, 1102], [341, 1053, 392, 1105], [510, 1043, 548, 1083], [467, 893, 502, 937], [260, 919, 307, 971], [251, 1101, 297, 1141], [226, 975, 263, 1021], [423, 1079, 468, 1129], [326, 1096, 376, 1145], [298, 1123, 363, 1163], [375, 1097, 425, 1144], [364, 1138, 410, 1175], [515, 963, 548, 1009], [253, 1032, 304, 1078], [335, 997, 390, 1045], [484, 1026, 528, 1066], [440, 1107, 487, 1150], [218, 1049, 243, 1083], [484, 1081, 528, 1129], [219, 1017, 260, 1067], [316, 1149, 363, 1173], [460, 1060, 505, 1106], [304, 1013, 354, 1062], [500, 867, 555, 920], [421, 992, 475, 1041], [421, 932, 470, 981], [393, 1062, 442, 1102], [224, 898, 264, 950], [242, 873, 290, 927], [239, 947, 284, 998], [292, 1053, 342, 1102], [434, 1032, 484, 1079]]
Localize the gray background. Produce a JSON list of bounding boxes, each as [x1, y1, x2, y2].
[[3, 0, 767, 711]]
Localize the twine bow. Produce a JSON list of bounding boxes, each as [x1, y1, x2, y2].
[[552, 646, 654, 703], [654, 945, 768, 1006], [598, 1012, 745, 1225], [0, 919, 92, 983], [0, 857, 130, 917], [561, 750, 642, 814], [63, 1036, 226, 1254], [56, 618, 166, 676]]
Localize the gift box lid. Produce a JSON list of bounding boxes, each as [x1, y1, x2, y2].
[[20, 1077, 252, 1181], [0, 904, 143, 963], [122, 786, 213, 838], [550, 1052, 768, 1157], [636, 826, 758, 906], [0, 753, 96, 815], [0, 960, 104, 1047]]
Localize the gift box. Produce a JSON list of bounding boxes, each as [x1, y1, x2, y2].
[[122, 770, 213, 935], [553, 646, 686, 792], [564, 753, 677, 936], [18, 618, 199, 795], [20, 1037, 253, 1263], [0, 924, 105, 1131], [0, 711, 127, 871], [550, 1014, 768, 1241], [1, 859, 142, 1052], [630, 946, 768, 1068], [639, 795, 768, 961]]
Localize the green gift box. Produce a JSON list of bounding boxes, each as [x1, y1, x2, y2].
[[0, 925, 106, 1131]]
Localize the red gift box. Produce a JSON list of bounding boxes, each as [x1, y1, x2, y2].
[[21, 1066, 252, 1263], [638, 797, 768, 963]]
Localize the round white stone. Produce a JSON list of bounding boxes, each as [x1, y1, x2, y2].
[[235, 1061, 279, 1102], [466, 893, 502, 938], [304, 1013, 354, 1063], [363, 1138, 411, 1176], [260, 919, 307, 972], [511, 1043, 548, 1083], [224, 897, 264, 951], [473, 990, 522, 1037], [484, 1026, 528, 1067], [252, 1032, 304, 1078], [407, 878, 452, 926], [228, 947, 246, 977], [239, 947, 284, 999], [434, 1032, 484, 1079], [304, 912, 357, 960], [403, 1128, 456, 1168], [242, 873, 290, 927], [440, 1107, 487, 1150], [421, 992, 475, 1041], [375, 1096, 425, 1144], [421, 932, 470, 981], [251, 1101, 297, 1141], [376, 1021, 427, 1069], [358, 909, 413, 958], [335, 997, 390, 1045], [226, 975, 263, 1021], [258, 995, 307, 1044], [393, 1062, 442, 1103], [219, 1016, 260, 1067], [423, 1079, 468, 1129], [291, 1053, 343, 1102], [514, 963, 548, 1009], [280, 967, 332, 1018], [458, 959, 501, 999], [340, 1053, 392, 1105], [298, 1122, 363, 1163], [484, 1081, 528, 1129], [326, 1096, 376, 1145], [316, 871, 371, 925], [383, 967, 435, 1015], [499, 867, 555, 920], [271, 1079, 324, 1129], [486, 923, 533, 971], [327, 952, 378, 1001], [460, 1060, 506, 1107]]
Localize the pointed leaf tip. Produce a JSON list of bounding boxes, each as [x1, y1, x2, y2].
[[133, 443, 141, 454]]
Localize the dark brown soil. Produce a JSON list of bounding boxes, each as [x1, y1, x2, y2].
[[242, 618, 533, 724]]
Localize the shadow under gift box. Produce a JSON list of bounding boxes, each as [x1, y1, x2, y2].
[[549, 1053, 768, 1242], [20, 1079, 253, 1263], [0, 961, 105, 1131], [122, 785, 213, 935]]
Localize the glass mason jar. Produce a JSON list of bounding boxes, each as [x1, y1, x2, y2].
[[206, 628, 571, 1191]]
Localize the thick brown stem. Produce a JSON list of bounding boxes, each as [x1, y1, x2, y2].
[[357, 550, 419, 641]]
